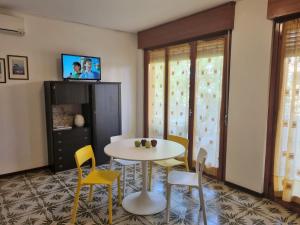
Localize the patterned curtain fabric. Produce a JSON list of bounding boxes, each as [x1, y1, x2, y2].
[[167, 44, 191, 138], [148, 49, 165, 138], [193, 38, 225, 175], [274, 19, 300, 204]]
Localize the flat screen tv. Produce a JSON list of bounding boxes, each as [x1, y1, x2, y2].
[[61, 54, 101, 80]]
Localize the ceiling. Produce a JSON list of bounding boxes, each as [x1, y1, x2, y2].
[[0, 0, 234, 33]]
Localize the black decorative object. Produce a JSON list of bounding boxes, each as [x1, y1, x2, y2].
[[141, 139, 147, 146], [151, 139, 157, 147]]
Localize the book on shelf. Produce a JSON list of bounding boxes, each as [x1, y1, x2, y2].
[[53, 126, 72, 131]]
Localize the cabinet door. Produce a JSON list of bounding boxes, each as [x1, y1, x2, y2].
[[92, 83, 121, 165], [51, 82, 89, 104], [53, 128, 91, 172]]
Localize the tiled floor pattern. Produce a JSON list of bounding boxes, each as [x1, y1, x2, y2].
[[0, 163, 299, 225]]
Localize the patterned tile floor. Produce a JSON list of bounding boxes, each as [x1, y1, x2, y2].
[[0, 163, 299, 225]]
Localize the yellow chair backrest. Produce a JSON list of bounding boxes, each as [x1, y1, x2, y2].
[[74, 145, 96, 171], [167, 135, 189, 159]]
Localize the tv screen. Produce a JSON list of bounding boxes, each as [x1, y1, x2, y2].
[[62, 54, 101, 80]]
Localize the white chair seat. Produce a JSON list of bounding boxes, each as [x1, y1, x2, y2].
[[110, 134, 139, 197], [114, 159, 139, 166], [166, 148, 207, 225], [168, 171, 199, 187]]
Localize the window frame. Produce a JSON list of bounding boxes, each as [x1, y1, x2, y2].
[[143, 32, 231, 180]]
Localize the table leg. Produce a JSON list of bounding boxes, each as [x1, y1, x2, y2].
[[122, 161, 166, 215]]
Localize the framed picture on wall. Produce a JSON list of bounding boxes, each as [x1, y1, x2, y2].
[[7, 55, 29, 80], [0, 58, 6, 83]]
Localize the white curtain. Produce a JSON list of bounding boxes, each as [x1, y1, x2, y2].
[[148, 49, 165, 138], [167, 44, 191, 138], [274, 19, 300, 204], [193, 38, 225, 175]]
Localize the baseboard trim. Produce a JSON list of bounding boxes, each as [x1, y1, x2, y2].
[[224, 181, 264, 198], [0, 166, 49, 178]]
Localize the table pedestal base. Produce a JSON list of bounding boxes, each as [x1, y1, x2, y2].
[[122, 160, 166, 215], [122, 191, 166, 215]]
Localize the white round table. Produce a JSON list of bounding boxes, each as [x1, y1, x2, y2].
[[104, 138, 185, 215]]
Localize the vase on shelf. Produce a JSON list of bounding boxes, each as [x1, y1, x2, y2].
[[74, 114, 85, 127]]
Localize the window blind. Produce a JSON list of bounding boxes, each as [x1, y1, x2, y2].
[[284, 19, 300, 57]]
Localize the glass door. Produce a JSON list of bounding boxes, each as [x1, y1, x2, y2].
[[145, 36, 229, 179], [193, 38, 225, 176], [167, 44, 191, 138], [273, 19, 300, 204], [148, 49, 166, 138]]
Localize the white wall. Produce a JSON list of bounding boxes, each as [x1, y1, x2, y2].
[[0, 11, 138, 174], [226, 0, 272, 193]]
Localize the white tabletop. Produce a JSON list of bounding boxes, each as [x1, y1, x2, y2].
[[104, 138, 185, 161]]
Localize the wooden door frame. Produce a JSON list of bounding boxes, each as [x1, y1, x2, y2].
[[218, 32, 232, 180], [187, 41, 197, 169], [264, 22, 283, 199], [163, 49, 169, 139], [143, 32, 232, 181], [264, 19, 300, 214], [144, 51, 149, 138]]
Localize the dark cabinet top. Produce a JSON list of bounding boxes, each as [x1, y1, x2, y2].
[[45, 81, 121, 105]]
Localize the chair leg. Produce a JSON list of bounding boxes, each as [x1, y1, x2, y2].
[[185, 160, 189, 172], [133, 164, 136, 180], [148, 161, 152, 191], [185, 161, 192, 193], [166, 167, 170, 191], [108, 185, 113, 224], [88, 184, 94, 202], [109, 157, 113, 169], [117, 176, 122, 205], [166, 184, 171, 224], [199, 184, 207, 225], [123, 166, 126, 197], [71, 184, 81, 224]]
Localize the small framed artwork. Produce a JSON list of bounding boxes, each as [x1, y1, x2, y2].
[[0, 58, 6, 83], [7, 55, 29, 80]]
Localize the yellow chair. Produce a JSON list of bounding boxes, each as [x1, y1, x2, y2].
[[148, 135, 189, 190], [71, 145, 122, 225]]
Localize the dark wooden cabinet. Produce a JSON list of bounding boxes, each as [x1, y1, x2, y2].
[[92, 83, 122, 164], [44, 81, 121, 173], [51, 82, 89, 104]]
